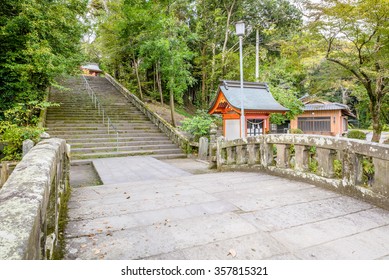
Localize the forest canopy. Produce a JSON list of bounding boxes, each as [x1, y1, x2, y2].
[[0, 0, 388, 142]]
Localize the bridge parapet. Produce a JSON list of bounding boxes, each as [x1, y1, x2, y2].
[[215, 135, 389, 209], [0, 138, 69, 259]]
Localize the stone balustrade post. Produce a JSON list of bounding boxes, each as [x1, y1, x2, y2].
[[316, 147, 336, 178], [260, 136, 273, 168], [216, 136, 225, 169], [372, 158, 389, 196], [22, 139, 34, 158], [247, 137, 260, 165], [198, 137, 209, 161], [275, 144, 290, 168], [294, 145, 309, 172], [236, 139, 248, 165], [226, 147, 236, 165], [208, 123, 218, 168]]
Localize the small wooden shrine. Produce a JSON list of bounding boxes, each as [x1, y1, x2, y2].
[[208, 80, 288, 140]]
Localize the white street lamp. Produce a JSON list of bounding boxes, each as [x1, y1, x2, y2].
[[235, 21, 245, 138]]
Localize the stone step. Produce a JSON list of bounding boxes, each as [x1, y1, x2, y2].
[[71, 149, 185, 160], [49, 131, 163, 137], [69, 140, 173, 148], [45, 120, 154, 126], [46, 75, 184, 161], [47, 124, 159, 131], [71, 144, 178, 154], [65, 136, 170, 143], [47, 114, 144, 119], [47, 105, 139, 110]]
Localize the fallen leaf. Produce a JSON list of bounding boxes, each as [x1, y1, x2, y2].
[[80, 244, 87, 248], [227, 249, 237, 258], [126, 196, 131, 199], [94, 249, 101, 255]]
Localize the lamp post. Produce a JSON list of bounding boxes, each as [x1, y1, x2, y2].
[[235, 21, 245, 138]]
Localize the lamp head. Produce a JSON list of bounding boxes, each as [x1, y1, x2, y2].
[[235, 21, 245, 36]]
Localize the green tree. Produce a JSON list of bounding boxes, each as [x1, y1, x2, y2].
[[305, 0, 389, 142], [0, 0, 88, 117]]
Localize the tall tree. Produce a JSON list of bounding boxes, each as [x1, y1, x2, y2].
[[0, 0, 88, 116], [306, 0, 389, 142]]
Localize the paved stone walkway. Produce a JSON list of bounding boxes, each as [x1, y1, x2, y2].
[[92, 156, 191, 184], [65, 157, 389, 260]]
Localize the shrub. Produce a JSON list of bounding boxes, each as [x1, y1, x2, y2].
[[347, 130, 366, 140], [333, 159, 342, 178], [3, 101, 59, 127], [180, 110, 216, 141], [290, 128, 303, 134], [308, 146, 318, 173], [362, 157, 374, 186], [1, 125, 43, 161]]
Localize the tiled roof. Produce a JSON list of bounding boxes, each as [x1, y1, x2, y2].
[[303, 102, 355, 117], [217, 80, 288, 111], [81, 63, 103, 72]]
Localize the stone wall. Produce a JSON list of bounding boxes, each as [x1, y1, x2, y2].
[[0, 138, 70, 259], [213, 134, 389, 209], [105, 73, 197, 154]]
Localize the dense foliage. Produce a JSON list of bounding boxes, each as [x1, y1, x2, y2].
[[87, 0, 304, 126], [180, 110, 220, 141], [347, 130, 367, 140], [85, 0, 388, 141], [0, 0, 88, 160], [0, 0, 88, 116]]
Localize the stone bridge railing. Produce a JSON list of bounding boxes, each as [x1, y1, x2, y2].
[[105, 73, 197, 154], [213, 134, 389, 209], [0, 138, 70, 259]]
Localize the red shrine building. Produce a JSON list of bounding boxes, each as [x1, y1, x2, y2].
[[208, 80, 288, 140], [81, 63, 103, 76]]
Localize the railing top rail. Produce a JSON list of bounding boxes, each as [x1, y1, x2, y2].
[[81, 75, 119, 134], [218, 134, 389, 161]]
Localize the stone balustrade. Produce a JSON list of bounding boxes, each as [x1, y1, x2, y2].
[[0, 138, 70, 259], [214, 134, 389, 209], [105, 73, 197, 154]]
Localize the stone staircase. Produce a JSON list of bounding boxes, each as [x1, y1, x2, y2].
[[45, 76, 186, 160]]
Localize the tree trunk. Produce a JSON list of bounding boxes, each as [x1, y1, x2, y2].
[[340, 85, 348, 104], [221, 0, 236, 74], [210, 42, 216, 103], [156, 61, 163, 105], [201, 45, 207, 108], [170, 85, 176, 127], [370, 84, 383, 142], [133, 58, 143, 100]]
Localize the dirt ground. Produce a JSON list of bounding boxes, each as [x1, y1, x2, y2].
[[146, 101, 188, 127]]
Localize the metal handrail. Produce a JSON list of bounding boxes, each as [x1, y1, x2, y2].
[[81, 75, 119, 151]]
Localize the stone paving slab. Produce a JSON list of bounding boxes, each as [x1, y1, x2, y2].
[[92, 156, 191, 184], [65, 157, 389, 260]]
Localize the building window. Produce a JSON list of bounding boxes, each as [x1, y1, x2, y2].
[[343, 118, 348, 132], [247, 119, 263, 136], [298, 117, 331, 132]]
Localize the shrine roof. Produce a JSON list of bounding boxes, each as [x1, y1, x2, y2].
[[209, 80, 288, 114]]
